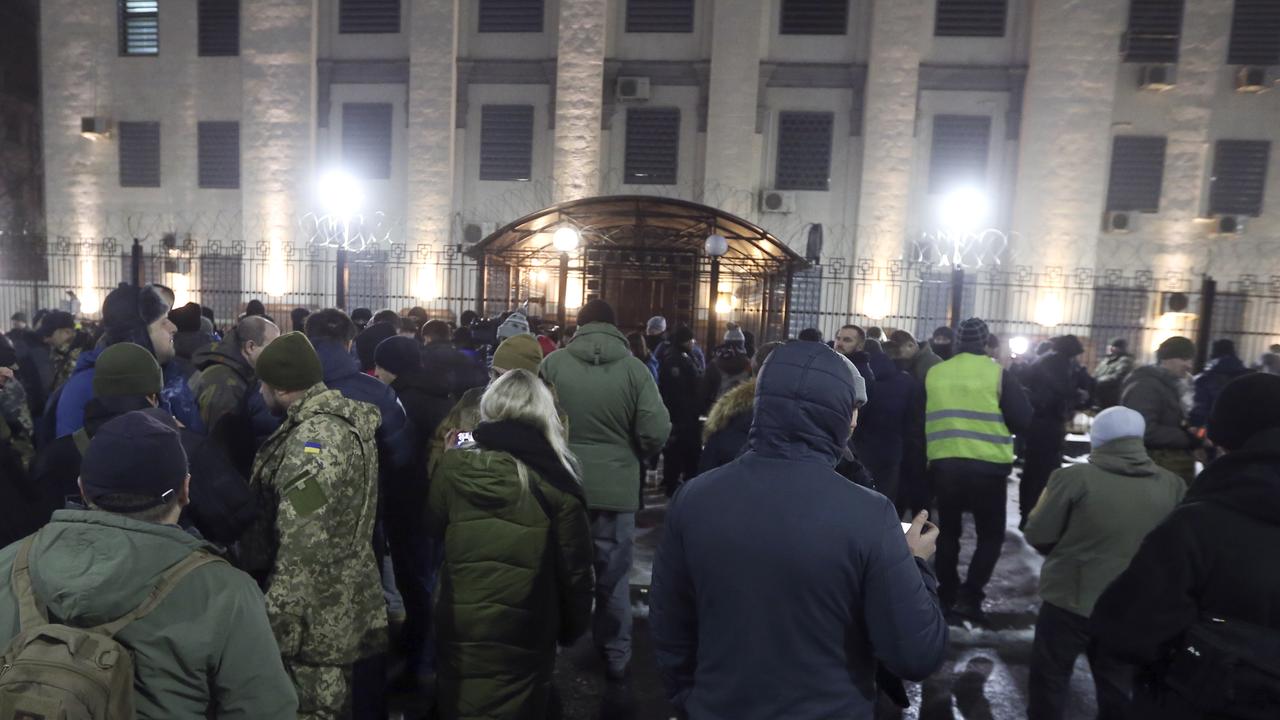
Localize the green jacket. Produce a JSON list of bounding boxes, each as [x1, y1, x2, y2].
[[540, 323, 671, 511], [245, 383, 387, 667], [1024, 437, 1186, 617], [0, 511, 298, 719], [192, 330, 255, 432], [428, 446, 594, 720]]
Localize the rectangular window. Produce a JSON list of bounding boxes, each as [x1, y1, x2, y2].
[[342, 103, 394, 180], [929, 115, 991, 194], [479, 105, 535, 182], [1210, 140, 1271, 216], [780, 0, 848, 35], [1105, 136, 1167, 212], [1123, 0, 1185, 63], [935, 0, 1007, 37], [624, 107, 680, 185], [775, 111, 834, 191], [1228, 0, 1280, 66], [627, 0, 694, 33], [198, 0, 239, 56], [339, 0, 401, 34], [118, 121, 161, 187], [478, 0, 544, 33], [198, 122, 240, 189], [118, 0, 159, 56]]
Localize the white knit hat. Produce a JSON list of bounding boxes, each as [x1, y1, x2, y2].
[[646, 315, 667, 335], [1090, 406, 1146, 448], [496, 312, 530, 341]]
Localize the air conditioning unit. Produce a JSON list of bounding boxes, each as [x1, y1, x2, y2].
[[1138, 64, 1177, 91], [1236, 66, 1271, 93], [1212, 215, 1246, 236], [80, 116, 110, 139], [616, 76, 651, 102], [1103, 210, 1136, 233], [759, 190, 795, 214]]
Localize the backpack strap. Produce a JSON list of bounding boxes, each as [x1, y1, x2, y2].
[[11, 535, 49, 631], [93, 551, 224, 637], [71, 428, 91, 456]]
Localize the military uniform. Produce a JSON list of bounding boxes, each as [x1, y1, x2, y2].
[[0, 378, 34, 469], [49, 344, 81, 395], [245, 382, 387, 720]]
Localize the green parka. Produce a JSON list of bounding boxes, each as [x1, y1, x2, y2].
[[539, 323, 671, 511], [428, 446, 593, 720], [0, 511, 298, 719]]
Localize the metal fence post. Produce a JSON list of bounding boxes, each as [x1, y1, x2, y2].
[[336, 248, 348, 310], [130, 238, 143, 287], [949, 267, 965, 328], [1195, 274, 1216, 373]]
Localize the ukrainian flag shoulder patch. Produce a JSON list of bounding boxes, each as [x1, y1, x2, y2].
[[303, 441, 323, 455]]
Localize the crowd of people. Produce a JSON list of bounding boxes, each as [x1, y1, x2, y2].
[[0, 284, 1276, 720]]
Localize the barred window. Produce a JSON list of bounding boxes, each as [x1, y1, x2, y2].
[[198, 0, 239, 56], [780, 0, 848, 35], [775, 112, 834, 191], [342, 103, 394, 180], [624, 108, 680, 185], [928, 115, 991, 194], [627, 0, 694, 33], [339, 0, 401, 34], [118, 0, 159, 56], [1106, 136, 1167, 212], [479, 105, 534, 182], [1210, 140, 1271, 216], [118, 121, 161, 188], [935, 0, 1007, 37], [479, 0, 544, 33], [1228, 0, 1280, 66], [1123, 0, 1185, 63], [198, 122, 240, 189]]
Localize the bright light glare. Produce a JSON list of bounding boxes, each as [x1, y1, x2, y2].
[[166, 272, 193, 307], [413, 264, 439, 301], [715, 294, 732, 315], [79, 257, 100, 315], [553, 226, 580, 253], [1034, 291, 1064, 328], [1008, 336, 1030, 356], [939, 186, 989, 232], [564, 275, 584, 310], [316, 170, 365, 218], [863, 282, 891, 320]]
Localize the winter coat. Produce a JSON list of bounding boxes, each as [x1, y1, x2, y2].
[[9, 329, 52, 418], [428, 421, 593, 720], [1025, 350, 1084, 421], [54, 347, 204, 439], [539, 323, 672, 512], [650, 341, 948, 720], [1190, 355, 1250, 427], [313, 339, 416, 484], [1091, 427, 1280, 719], [0, 510, 299, 718], [699, 380, 755, 473], [658, 343, 704, 426], [907, 343, 944, 385], [700, 347, 751, 413], [191, 331, 281, 476], [1121, 365, 1197, 452], [422, 340, 488, 399], [31, 401, 256, 547], [853, 350, 920, 487], [1024, 437, 1185, 617], [1094, 352, 1135, 409]]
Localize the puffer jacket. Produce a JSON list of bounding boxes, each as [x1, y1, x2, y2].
[[1121, 365, 1198, 451], [539, 323, 671, 512], [651, 341, 947, 720], [428, 424, 593, 720], [699, 380, 756, 473]]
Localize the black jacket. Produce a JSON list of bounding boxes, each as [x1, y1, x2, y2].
[[421, 340, 487, 399], [392, 369, 455, 472], [1091, 427, 1280, 719], [658, 344, 703, 426], [1025, 350, 1084, 421]]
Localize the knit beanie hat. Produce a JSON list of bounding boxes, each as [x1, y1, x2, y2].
[[1090, 406, 1146, 448], [1210, 339, 1236, 359], [1156, 336, 1196, 361], [724, 323, 746, 344], [93, 343, 163, 398], [168, 302, 203, 333], [375, 335, 423, 376], [496, 312, 531, 342], [492, 334, 544, 373], [1109, 338, 1129, 351], [351, 307, 373, 329], [957, 317, 989, 346], [256, 332, 324, 391], [646, 316, 667, 335], [1208, 373, 1280, 451], [576, 299, 616, 327], [537, 335, 558, 357], [81, 410, 188, 512], [354, 321, 397, 372], [244, 299, 266, 318], [36, 310, 76, 338]]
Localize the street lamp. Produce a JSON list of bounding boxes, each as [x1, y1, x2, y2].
[[553, 226, 581, 253], [316, 169, 365, 309], [939, 186, 989, 234]]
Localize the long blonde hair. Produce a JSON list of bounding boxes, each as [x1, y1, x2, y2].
[[479, 369, 581, 487]]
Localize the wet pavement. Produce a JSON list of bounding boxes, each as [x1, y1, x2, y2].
[[553, 469, 1106, 720]]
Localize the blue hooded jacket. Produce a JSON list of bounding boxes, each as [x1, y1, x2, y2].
[[312, 339, 415, 479], [650, 341, 947, 719]]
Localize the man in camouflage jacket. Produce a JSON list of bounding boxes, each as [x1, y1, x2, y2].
[[242, 331, 387, 720]]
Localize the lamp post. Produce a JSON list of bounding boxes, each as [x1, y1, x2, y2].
[[317, 170, 365, 310], [553, 226, 580, 328], [938, 187, 989, 328], [705, 234, 727, 350]]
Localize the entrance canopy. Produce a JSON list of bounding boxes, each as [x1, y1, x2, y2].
[[466, 195, 808, 273]]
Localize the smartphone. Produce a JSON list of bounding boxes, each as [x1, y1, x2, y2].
[[453, 431, 474, 448]]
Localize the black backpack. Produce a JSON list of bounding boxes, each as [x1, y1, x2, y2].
[[1162, 614, 1280, 719]]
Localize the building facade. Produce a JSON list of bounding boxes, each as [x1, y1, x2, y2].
[[33, 0, 1280, 356]]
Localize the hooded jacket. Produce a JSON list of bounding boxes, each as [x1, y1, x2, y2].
[[1091, 427, 1280, 719], [1024, 437, 1185, 617], [650, 342, 948, 720], [539, 323, 672, 512], [699, 380, 756, 473], [0, 511, 298, 718], [1190, 355, 1250, 427], [1121, 365, 1198, 451], [427, 421, 594, 720]]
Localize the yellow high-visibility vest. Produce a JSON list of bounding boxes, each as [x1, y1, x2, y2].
[[925, 352, 1014, 465]]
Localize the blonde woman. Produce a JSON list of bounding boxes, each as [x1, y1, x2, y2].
[[428, 369, 594, 720]]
